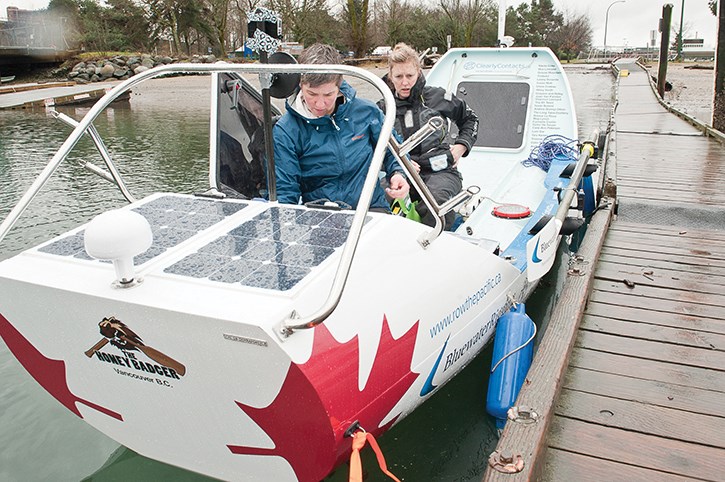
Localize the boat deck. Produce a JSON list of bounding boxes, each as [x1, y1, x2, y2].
[[484, 60, 725, 481]]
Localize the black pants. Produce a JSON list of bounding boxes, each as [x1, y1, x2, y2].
[[412, 168, 463, 230]]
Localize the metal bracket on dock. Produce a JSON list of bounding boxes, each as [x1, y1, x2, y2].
[[507, 405, 539, 424], [488, 450, 524, 474], [567, 254, 589, 276]]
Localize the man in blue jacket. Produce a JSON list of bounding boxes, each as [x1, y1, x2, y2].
[[273, 43, 409, 210]]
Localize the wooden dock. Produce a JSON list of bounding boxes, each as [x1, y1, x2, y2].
[[485, 60, 725, 481], [0, 81, 123, 109]]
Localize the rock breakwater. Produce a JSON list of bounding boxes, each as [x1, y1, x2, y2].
[[61, 54, 220, 83]]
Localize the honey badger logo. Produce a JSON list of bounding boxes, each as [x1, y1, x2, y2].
[[85, 316, 186, 376]]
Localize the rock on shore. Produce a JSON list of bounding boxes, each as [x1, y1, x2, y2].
[[63, 54, 219, 83]]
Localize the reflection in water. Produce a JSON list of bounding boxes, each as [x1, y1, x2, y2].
[[0, 67, 615, 482]]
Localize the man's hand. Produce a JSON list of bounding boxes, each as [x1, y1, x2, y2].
[[450, 144, 467, 167], [386, 172, 410, 199]]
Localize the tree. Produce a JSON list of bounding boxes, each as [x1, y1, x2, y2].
[[201, 0, 231, 56], [268, 0, 343, 49], [505, 0, 564, 50], [551, 11, 591, 60], [342, 0, 370, 57], [145, 0, 214, 56], [439, 0, 493, 48]]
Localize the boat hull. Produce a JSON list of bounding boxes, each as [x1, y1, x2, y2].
[[0, 194, 528, 481]]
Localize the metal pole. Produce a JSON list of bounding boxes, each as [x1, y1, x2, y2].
[[678, 0, 685, 60], [658, 4, 674, 97], [259, 47, 277, 202], [713, 0, 725, 129], [604, 0, 625, 60]]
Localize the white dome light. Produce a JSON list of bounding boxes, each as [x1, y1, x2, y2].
[[84, 209, 153, 286]]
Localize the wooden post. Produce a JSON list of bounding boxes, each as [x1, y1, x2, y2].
[[657, 4, 673, 98], [713, 0, 725, 130]]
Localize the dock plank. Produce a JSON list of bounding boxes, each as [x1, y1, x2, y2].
[[594, 265, 725, 294], [543, 448, 697, 482], [547, 418, 725, 481], [576, 330, 725, 372], [591, 278, 725, 312], [600, 246, 725, 269], [563, 365, 725, 416], [581, 315, 725, 351], [602, 238, 725, 263], [555, 389, 725, 448], [614, 186, 725, 205], [585, 301, 725, 335], [569, 347, 725, 393], [609, 222, 725, 242], [598, 252, 725, 277], [602, 229, 725, 253]]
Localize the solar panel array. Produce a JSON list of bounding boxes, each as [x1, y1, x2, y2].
[[38, 195, 361, 292]]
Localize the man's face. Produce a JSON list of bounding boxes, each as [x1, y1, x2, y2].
[[300, 81, 340, 117], [390, 61, 419, 100]]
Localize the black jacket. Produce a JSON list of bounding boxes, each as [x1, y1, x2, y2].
[[378, 74, 478, 173]]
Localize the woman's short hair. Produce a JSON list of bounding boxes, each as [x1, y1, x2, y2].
[[298, 43, 343, 88], [388, 43, 421, 72]]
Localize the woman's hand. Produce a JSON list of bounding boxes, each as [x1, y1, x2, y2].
[[386, 172, 410, 199], [450, 144, 467, 167]]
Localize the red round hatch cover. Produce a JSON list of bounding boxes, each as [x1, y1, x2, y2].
[[492, 204, 532, 219]]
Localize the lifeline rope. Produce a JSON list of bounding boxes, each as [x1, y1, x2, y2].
[[349, 431, 401, 482], [521, 135, 579, 172]]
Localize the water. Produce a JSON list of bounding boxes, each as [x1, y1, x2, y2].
[[0, 64, 614, 482]]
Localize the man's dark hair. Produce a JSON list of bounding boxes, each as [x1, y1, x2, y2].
[[298, 43, 343, 87]]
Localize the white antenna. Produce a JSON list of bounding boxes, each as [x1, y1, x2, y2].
[[497, 0, 507, 46]]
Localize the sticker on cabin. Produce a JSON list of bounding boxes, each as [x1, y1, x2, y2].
[[84, 316, 186, 384]]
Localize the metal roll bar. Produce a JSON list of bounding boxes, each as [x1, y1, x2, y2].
[[51, 110, 136, 203], [386, 116, 477, 248], [0, 62, 398, 341]]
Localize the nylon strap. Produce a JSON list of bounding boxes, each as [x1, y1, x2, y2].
[[348, 431, 401, 482]]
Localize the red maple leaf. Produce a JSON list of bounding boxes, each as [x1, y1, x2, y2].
[[228, 315, 420, 481], [0, 313, 122, 421]]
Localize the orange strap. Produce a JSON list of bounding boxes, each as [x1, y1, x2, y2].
[[349, 431, 401, 482]]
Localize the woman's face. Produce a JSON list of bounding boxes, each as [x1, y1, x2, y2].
[[300, 81, 340, 117], [390, 61, 420, 99]]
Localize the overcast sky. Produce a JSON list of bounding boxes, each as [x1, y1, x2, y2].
[[0, 0, 719, 49]]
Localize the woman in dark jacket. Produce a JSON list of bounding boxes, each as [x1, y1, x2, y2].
[[379, 43, 479, 229]]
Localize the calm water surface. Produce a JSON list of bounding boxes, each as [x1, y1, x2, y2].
[[0, 65, 613, 482]]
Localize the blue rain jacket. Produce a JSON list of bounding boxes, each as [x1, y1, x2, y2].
[[273, 81, 401, 209]]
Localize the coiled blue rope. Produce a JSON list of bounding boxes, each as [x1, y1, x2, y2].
[[522, 135, 579, 172]]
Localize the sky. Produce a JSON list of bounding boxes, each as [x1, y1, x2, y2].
[[552, 0, 718, 49], [0, 0, 719, 49]]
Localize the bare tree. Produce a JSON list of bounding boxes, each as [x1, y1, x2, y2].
[[439, 0, 491, 47], [550, 10, 591, 60], [201, 0, 231, 55], [375, 0, 407, 46]]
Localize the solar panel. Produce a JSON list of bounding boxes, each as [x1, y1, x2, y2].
[[38, 195, 248, 264], [164, 206, 362, 291]]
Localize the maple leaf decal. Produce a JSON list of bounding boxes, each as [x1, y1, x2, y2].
[[228, 315, 420, 482], [0, 313, 122, 421]]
